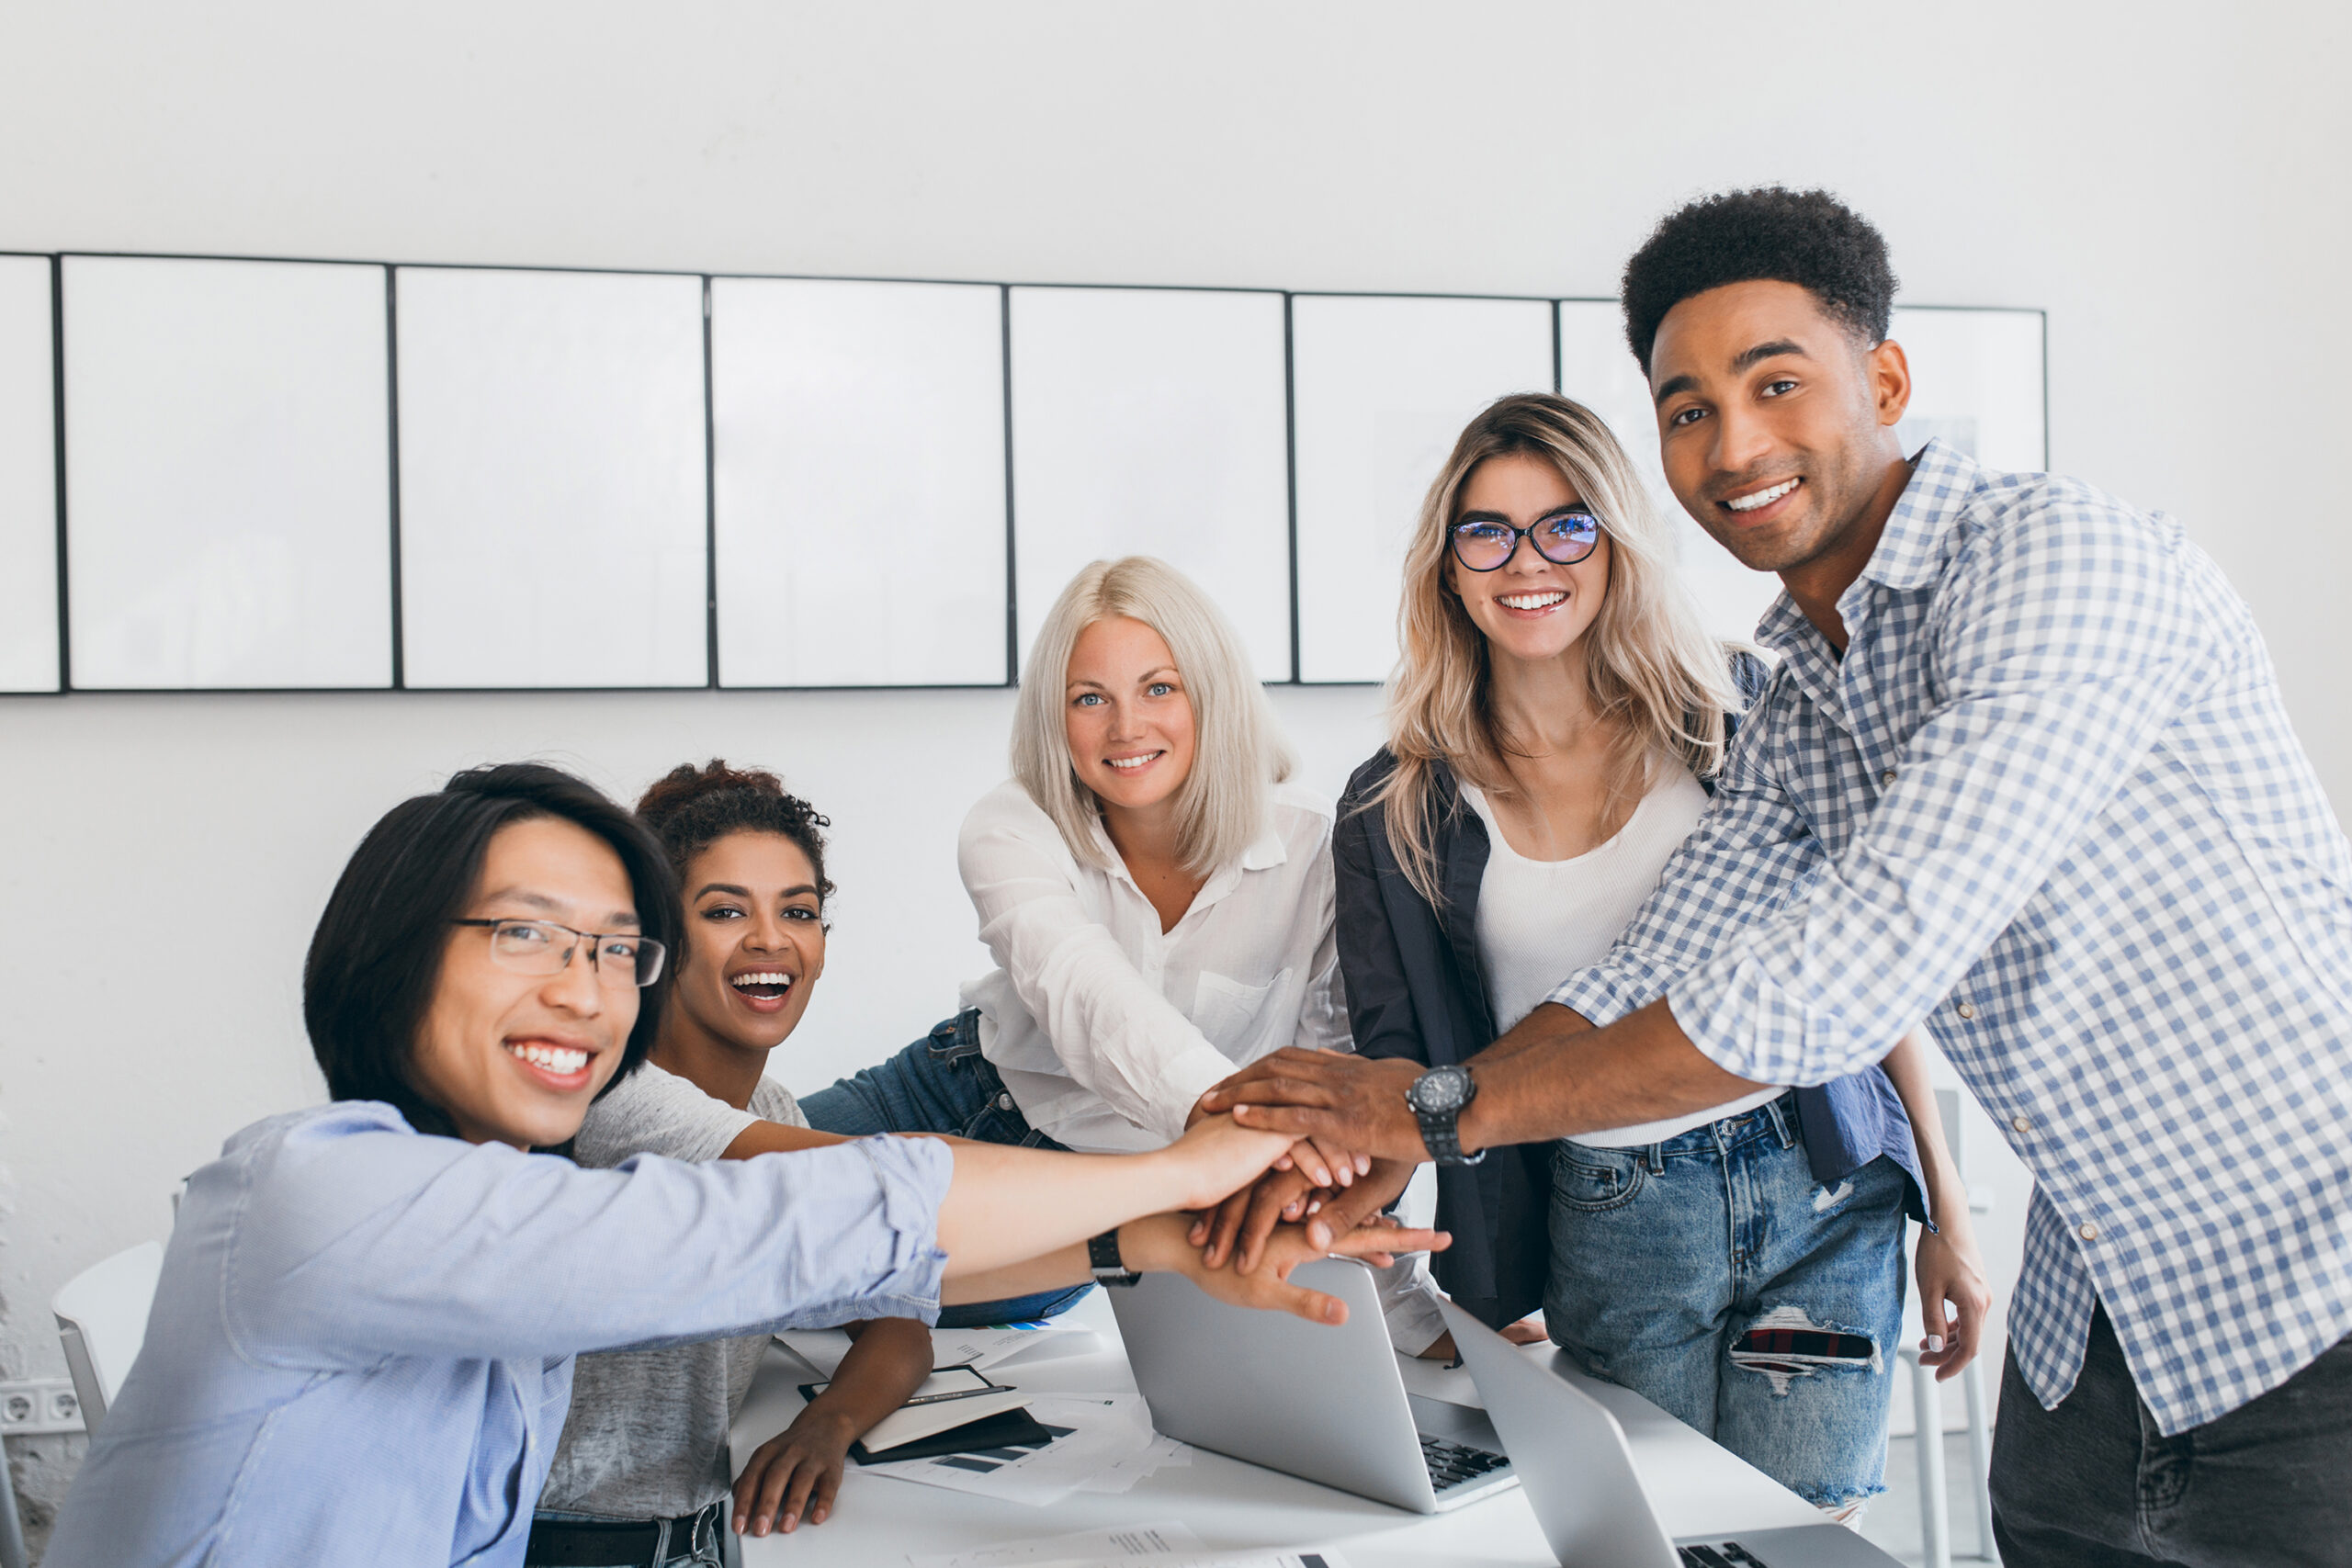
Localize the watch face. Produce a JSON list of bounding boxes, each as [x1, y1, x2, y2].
[[1410, 1066, 1470, 1114]]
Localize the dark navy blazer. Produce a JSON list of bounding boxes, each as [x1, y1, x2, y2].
[[1333, 659, 1925, 1329]]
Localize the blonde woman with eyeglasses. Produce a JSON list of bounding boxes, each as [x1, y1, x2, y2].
[[801, 556, 1450, 1347], [1320, 392, 1987, 1516]]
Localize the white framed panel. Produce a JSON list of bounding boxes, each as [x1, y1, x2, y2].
[[712, 277, 1006, 687], [1891, 307, 2046, 472], [1557, 299, 1783, 645], [0, 256, 58, 692], [396, 267, 707, 689], [1009, 287, 1291, 682], [62, 256, 391, 689], [1293, 295, 1554, 682]]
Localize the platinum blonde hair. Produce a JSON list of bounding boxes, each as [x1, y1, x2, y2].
[[1012, 556, 1295, 876], [1374, 392, 1741, 905]]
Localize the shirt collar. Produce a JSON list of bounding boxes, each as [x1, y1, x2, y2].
[[1753, 437, 1983, 657], [1238, 809, 1288, 873], [1855, 437, 1982, 593], [1088, 804, 1289, 892]]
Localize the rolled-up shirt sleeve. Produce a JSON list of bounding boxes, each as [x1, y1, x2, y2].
[[1663, 505, 2207, 1087], [1549, 686, 1826, 1029], [226, 1107, 954, 1371], [961, 796, 1234, 1142]]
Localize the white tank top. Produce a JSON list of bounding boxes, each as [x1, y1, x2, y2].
[[1462, 772, 1783, 1147]]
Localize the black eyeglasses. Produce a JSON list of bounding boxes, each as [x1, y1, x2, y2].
[[1448, 509, 1602, 572], [450, 918, 668, 988]]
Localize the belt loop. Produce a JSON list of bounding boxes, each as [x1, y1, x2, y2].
[[928, 1010, 984, 1063], [1763, 1093, 1796, 1150], [652, 1517, 673, 1566], [1646, 1143, 1665, 1175]]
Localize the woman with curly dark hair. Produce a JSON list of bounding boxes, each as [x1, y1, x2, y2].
[[531, 761, 933, 1562]]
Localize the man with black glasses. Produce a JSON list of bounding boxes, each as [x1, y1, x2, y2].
[[1202, 187, 2352, 1564]]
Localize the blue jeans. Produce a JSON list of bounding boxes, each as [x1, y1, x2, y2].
[[1542, 1091, 1907, 1508], [799, 1010, 1093, 1329]]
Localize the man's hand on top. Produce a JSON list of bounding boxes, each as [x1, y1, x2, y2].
[[1197, 1049, 1434, 1165]]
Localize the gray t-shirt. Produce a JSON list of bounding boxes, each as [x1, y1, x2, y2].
[[540, 1061, 808, 1519]]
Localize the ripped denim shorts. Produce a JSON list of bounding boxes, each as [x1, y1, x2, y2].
[[1542, 1090, 1909, 1509]]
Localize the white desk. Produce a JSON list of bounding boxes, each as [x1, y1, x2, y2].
[[729, 1291, 1823, 1566]]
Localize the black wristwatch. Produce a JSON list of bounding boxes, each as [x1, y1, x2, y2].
[[1088, 1227, 1142, 1287], [1406, 1064, 1486, 1167]]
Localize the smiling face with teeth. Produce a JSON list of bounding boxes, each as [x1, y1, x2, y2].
[[1648, 279, 1916, 616], [1443, 451, 1612, 674], [410, 816, 641, 1149], [665, 829, 829, 1066], [1064, 615, 1199, 827]]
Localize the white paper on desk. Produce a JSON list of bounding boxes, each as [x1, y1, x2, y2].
[[867, 1393, 1161, 1507], [858, 1389, 1033, 1454], [932, 1323, 1102, 1371], [907, 1520, 1203, 1567], [1073, 1433, 1191, 1495]]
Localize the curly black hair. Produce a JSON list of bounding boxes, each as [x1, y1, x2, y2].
[[635, 760, 835, 912], [1621, 187, 1897, 375]]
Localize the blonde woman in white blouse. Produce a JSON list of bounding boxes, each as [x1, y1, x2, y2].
[[802, 557, 1442, 1341]]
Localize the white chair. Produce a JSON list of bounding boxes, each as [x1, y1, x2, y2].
[[51, 1240, 164, 1437], [1901, 1088, 1997, 1568]]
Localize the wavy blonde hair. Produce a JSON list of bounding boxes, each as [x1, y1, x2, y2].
[[1012, 556, 1295, 877], [1374, 392, 1740, 904]]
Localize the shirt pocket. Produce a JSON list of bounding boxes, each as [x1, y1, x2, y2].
[[1191, 967, 1292, 1055]]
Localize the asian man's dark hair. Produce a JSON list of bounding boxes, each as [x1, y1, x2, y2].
[[1620, 186, 1899, 376], [303, 762, 680, 1140]]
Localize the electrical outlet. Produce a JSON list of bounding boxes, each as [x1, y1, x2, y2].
[[0, 1378, 84, 1436]]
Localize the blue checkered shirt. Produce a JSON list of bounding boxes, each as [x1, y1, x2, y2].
[[1551, 439, 2352, 1434]]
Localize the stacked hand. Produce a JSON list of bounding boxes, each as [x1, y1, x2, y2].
[[1159, 1202, 1448, 1323], [1196, 1049, 1433, 1164], [1180, 1052, 1434, 1276], [1151, 1107, 1446, 1320]]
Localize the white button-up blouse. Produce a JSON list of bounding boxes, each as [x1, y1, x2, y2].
[[958, 777, 1351, 1152]]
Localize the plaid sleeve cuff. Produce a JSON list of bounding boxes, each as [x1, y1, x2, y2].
[[1545, 965, 1645, 1029]]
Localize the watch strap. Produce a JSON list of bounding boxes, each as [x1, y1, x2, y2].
[[1088, 1227, 1142, 1286], [1409, 1068, 1487, 1168]]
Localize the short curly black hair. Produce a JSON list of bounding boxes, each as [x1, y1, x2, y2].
[[1621, 187, 1897, 375], [636, 760, 835, 913]]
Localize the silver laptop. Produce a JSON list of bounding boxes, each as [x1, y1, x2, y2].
[[1110, 1258, 1518, 1513], [1437, 1297, 1902, 1567]]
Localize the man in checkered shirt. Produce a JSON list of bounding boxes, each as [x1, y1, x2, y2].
[[1204, 189, 2352, 1564]]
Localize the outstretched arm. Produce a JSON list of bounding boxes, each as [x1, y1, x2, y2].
[[1200, 1000, 1761, 1163], [947, 1208, 1446, 1315], [931, 1112, 1293, 1280]]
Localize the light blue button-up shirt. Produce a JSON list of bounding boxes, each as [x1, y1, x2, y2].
[[1553, 440, 2352, 1435], [45, 1100, 952, 1567]]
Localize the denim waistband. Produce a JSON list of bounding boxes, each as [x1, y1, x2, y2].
[[1581, 1089, 1803, 1173], [925, 1008, 985, 1061]]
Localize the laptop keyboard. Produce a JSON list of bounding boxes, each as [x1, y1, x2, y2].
[[1419, 1433, 1510, 1492], [1678, 1545, 1770, 1568]]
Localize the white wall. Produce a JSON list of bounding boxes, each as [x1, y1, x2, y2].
[[3, 0, 2347, 1523]]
